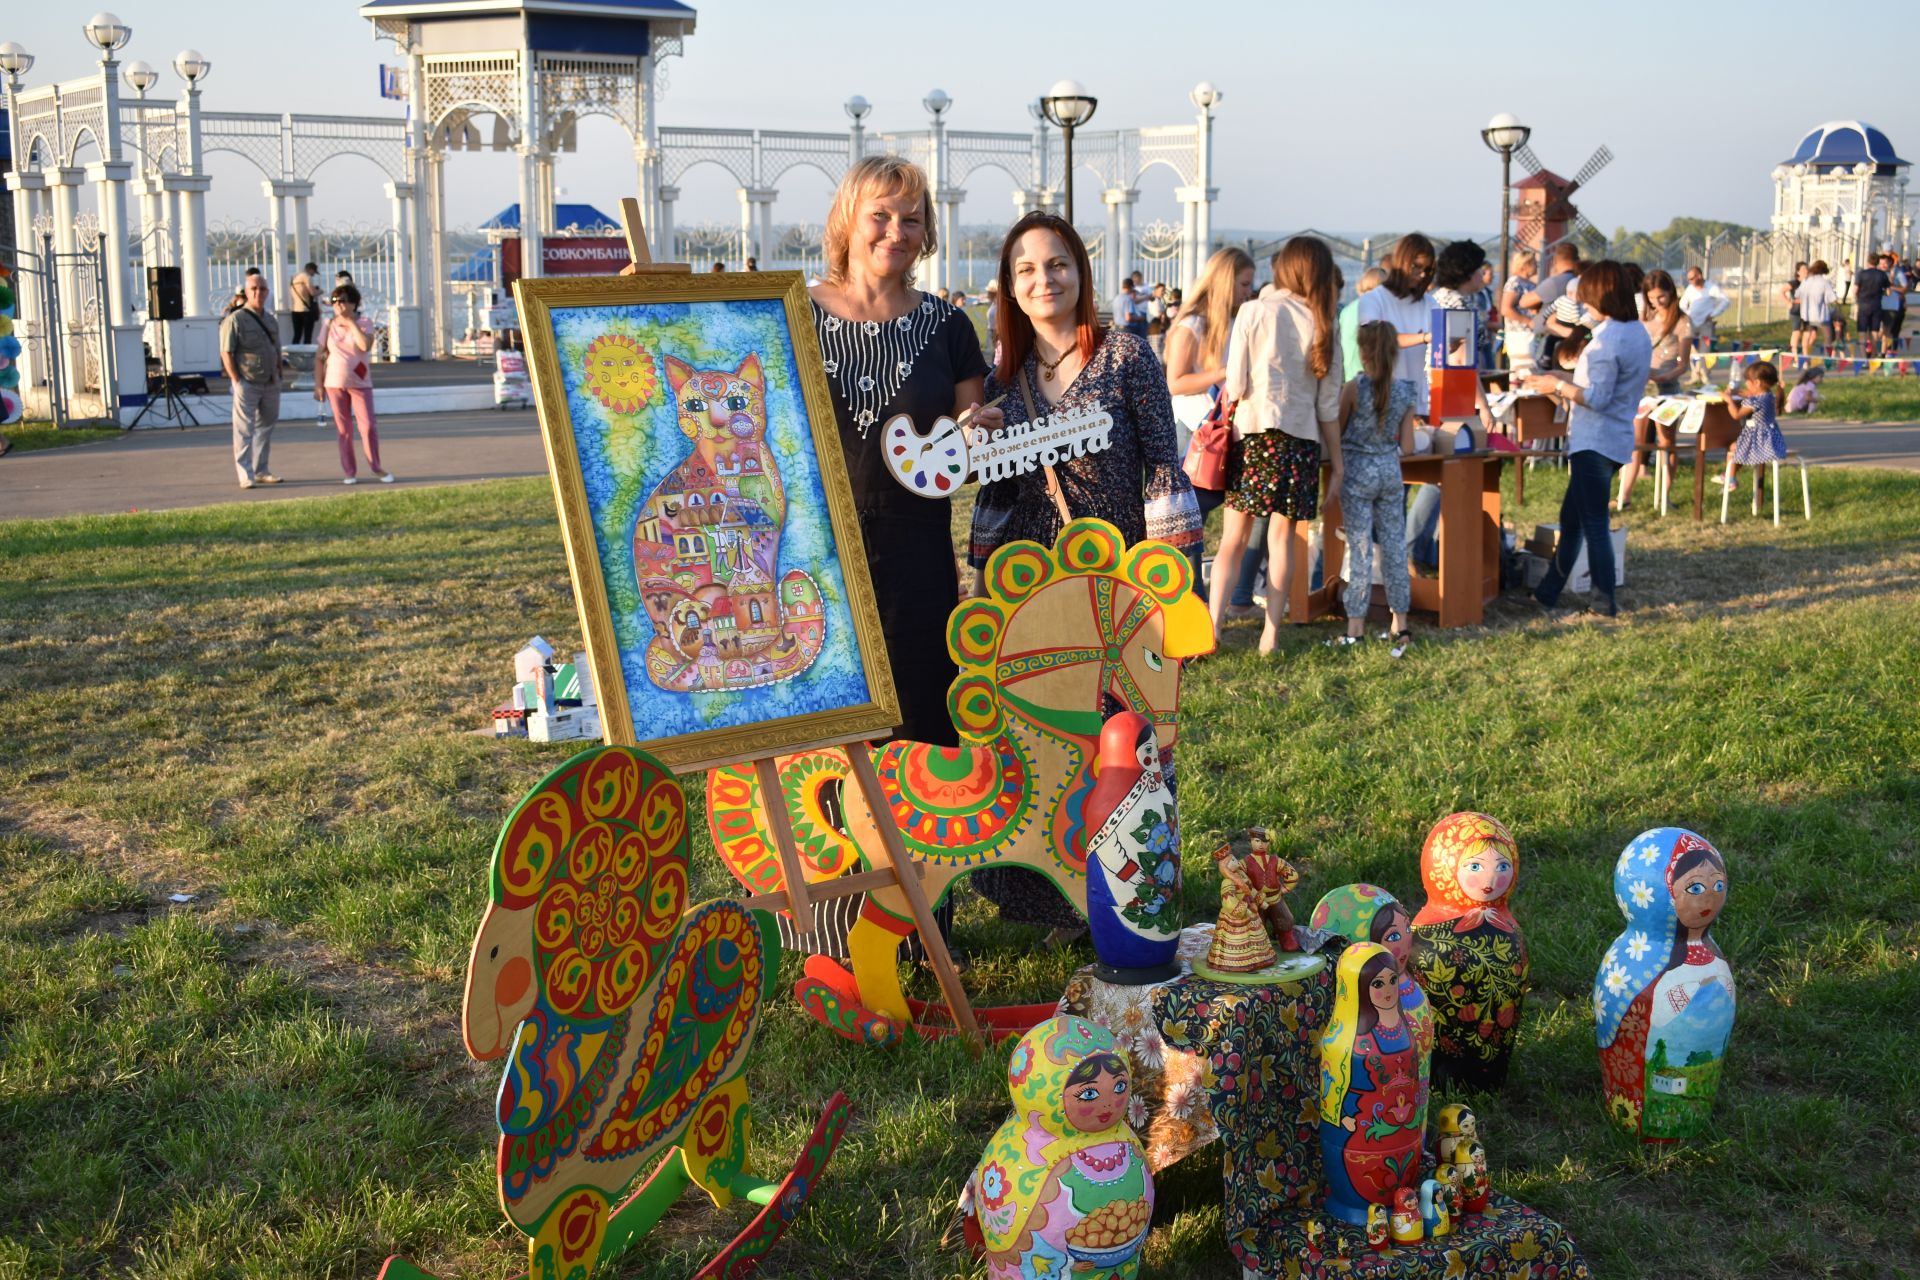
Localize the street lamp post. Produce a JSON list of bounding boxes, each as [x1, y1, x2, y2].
[[1481, 112, 1531, 366], [923, 89, 951, 291], [844, 93, 870, 162], [1038, 79, 1096, 226]]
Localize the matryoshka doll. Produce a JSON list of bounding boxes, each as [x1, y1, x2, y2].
[[1595, 828, 1734, 1142], [1409, 812, 1529, 1090], [1390, 1187, 1424, 1244], [1318, 943, 1432, 1226], [1084, 711, 1182, 984], [1311, 884, 1426, 1019], [965, 1015, 1154, 1279]]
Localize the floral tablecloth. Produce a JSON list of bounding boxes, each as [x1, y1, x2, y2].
[[1154, 942, 1591, 1280]]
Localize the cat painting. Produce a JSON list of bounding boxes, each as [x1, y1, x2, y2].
[[630, 352, 827, 693]]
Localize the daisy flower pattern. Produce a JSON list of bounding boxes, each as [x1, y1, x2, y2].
[[1629, 880, 1655, 909], [1625, 931, 1651, 961]]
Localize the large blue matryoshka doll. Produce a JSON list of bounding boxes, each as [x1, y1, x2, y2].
[[963, 1015, 1154, 1279], [1318, 942, 1433, 1226], [1083, 711, 1182, 984], [1595, 828, 1734, 1142]]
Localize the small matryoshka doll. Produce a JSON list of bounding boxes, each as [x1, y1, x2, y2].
[[1318, 943, 1432, 1226], [1390, 1187, 1424, 1244], [1409, 812, 1529, 1090], [1365, 1203, 1391, 1252], [966, 1015, 1154, 1280], [1084, 711, 1182, 984], [1419, 1177, 1451, 1238], [1452, 1140, 1491, 1213], [1431, 1101, 1479, 1165], [1595, 828, 1734, 1143]]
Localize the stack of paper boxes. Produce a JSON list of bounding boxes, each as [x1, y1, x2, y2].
[[494, 636, 600, 742]]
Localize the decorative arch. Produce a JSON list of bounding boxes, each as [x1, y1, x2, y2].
[[63, 125, 102, 169], [765, 157, 842, 189], [667, 153, 755, 190]]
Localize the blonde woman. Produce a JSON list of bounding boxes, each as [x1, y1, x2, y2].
[[774, 155, 1000, 954], [1164, 248, 1255, 601]]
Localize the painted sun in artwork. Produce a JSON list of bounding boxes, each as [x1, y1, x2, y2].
[[582, 333, 659, 413]]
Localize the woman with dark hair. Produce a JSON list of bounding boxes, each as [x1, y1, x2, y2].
[[1358, 234, 1436, 418], [969, 210, 1200, 574], [1522, 260, 1651, 616], [1215, 235, 1344, 652], [1428, 240, 1497, 436], [967, 210, 1200, 934], [314, 283, 392, 485], [1615, 270, 1692, 509]]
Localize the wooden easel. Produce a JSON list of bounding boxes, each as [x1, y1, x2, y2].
[[615, 198, 983, 1050]]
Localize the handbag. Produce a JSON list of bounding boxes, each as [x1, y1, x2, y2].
[[1182, 390, 1233, 492]]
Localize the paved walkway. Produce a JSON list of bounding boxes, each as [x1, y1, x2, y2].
[[3, 407, 547, 520], [3, 412, 1916, 522]]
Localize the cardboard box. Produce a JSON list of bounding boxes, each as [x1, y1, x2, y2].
[[1525, 524, 1627, 594], [493, 705, 528, 739], [529, 704, 601, 743], [1429, 423, 1478, 455]]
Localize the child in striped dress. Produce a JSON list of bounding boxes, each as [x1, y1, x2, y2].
[[1720, 361, 1786, 493]]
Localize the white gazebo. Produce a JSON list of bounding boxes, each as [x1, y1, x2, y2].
[[1771, 120, 1913, 269], [363, 0, 696, 356]]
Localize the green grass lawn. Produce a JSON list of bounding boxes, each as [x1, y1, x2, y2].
[[1, 469, 1917, 1280], [2, 420, 125, 453]]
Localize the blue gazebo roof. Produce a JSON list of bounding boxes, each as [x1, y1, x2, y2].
[[481, 203, 620, 233], [1783, 121, 1908, 172]]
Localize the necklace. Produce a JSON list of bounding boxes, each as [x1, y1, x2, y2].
[[1036, 340, 1073, 383]]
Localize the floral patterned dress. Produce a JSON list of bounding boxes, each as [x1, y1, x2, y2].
[[969, 329, 1200, 568], [969, 329, 1199, 929], [1408, 813, 1529, 1091]]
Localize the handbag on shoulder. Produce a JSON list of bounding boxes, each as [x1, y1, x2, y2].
[[1182, 391, 1233, 492]]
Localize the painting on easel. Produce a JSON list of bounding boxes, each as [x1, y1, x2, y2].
[[517, 269, 898, 772]]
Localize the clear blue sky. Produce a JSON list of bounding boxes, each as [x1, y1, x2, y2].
[[7, 0, 1913, 239]]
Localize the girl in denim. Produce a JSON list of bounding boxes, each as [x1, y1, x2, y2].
[[1335, 323, 1418, 651]]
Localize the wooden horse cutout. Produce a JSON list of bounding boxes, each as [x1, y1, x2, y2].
[[707, 519, 1215, 1044]]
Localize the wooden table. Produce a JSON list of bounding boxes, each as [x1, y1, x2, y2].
[[1285, 451, 1524, 631], [1509, 395, 1564, 505]]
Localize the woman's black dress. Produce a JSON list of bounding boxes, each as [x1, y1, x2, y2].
[[777, 292, 986, 954]]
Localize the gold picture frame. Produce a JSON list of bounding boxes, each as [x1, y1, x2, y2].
[[516, 270, 900, 774]]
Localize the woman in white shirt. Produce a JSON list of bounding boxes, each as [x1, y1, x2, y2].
[[1218, 236, 1344, 652], [1795, 260, 1838, 351], [1357, 235, 1435, 417]]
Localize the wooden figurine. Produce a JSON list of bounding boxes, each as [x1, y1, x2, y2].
[[1318, 942, 1432, 1226], [1409, 812, 1529, 1090], [965, 1015, 1154, 1280], [1365, 1203, 1391, 1252], [1595, 828, 1734, 1142], [1206, 841, 1280, 973], [1197, 829, 1320, 984], [1419, 1177, 1451, 1238], [1390, 1187, 1424, 1244], [1083, 710, 1183, 984]]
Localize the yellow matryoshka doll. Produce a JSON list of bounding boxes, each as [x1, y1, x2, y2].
[[1409, 812, 1529, 1090], [1318, 942, 1433, 1227], [964, 1015, 1154, 1280]]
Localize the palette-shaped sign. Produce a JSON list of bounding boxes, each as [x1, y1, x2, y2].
[[882, 403, 1115, 497]]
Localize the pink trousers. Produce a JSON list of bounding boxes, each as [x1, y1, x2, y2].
[[326, 386, 383, 477]]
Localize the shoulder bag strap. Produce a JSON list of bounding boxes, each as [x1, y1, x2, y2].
[[1017, 368, 1073, 526]]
